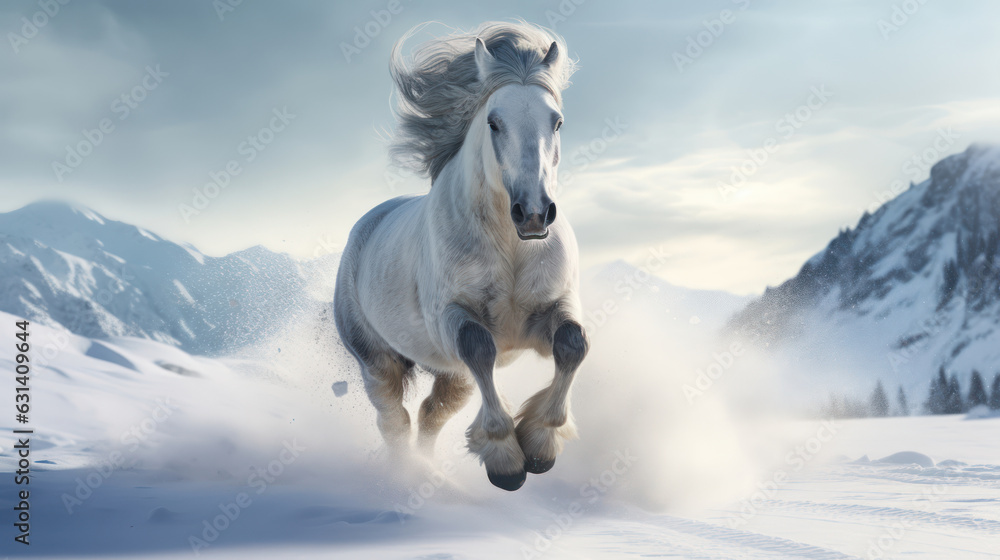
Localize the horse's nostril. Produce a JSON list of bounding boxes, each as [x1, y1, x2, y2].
[[511, 203, 525, 225], [544, 202, 557, 226]]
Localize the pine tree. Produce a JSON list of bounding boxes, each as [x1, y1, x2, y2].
[[870, 380, 890, 417], [843, 396, 869, 419], [989, 373, 1000, 411], [925, 367, 948, 414], [945, 373, 964, 414], [940, 259, 960, 305], [968, 370, 988, 409], [823, 393, 844, 419], [896, 386, 909, 416]]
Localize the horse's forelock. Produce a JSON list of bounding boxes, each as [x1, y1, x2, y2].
[[389, 21, 575, 181]]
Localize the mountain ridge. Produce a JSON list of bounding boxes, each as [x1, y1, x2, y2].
[[0, 201, 330, 354], [729, 143, 1000, 392]]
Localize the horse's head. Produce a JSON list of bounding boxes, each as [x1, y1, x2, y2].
[[476, 39, 563, 241]]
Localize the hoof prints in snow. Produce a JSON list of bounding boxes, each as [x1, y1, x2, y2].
[[759, 500, 1000, 536], [575, 517, 857, 560], [290, 505, 397, 526], [840, 463, 1000, 489]]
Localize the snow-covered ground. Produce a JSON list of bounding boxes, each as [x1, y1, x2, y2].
[[1, 310, 998, 560]]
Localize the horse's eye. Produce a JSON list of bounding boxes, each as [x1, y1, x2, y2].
[[555, 119, 563, 132], [488, 120, 499, 132]]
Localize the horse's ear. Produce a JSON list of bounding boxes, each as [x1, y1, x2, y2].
[[541, 41, 559, 66], [474, 37, 494, 82]]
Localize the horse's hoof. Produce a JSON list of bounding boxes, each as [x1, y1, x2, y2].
[[487, 468, 526, 491], [525, 457, 556, 474]]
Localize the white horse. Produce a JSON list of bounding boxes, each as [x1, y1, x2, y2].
[[334, 22, 588, 491]]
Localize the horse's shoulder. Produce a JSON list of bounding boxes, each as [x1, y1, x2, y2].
[[349, 195, 422, 240], [363, 195, 421, 223]]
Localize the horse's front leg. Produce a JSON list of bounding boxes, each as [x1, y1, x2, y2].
[[516, 318, 589, 474], [446, 304, 526, 491]]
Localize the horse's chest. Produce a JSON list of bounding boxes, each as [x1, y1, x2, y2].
[[482, 280, 518, 321], [480, 267, 549, 340], [449, 243, 563, 349]]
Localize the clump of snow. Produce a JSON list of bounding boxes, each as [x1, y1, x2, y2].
[[965, 404, 1000, 420], [332, 380, 349, 397], [875, 451, 935, 467], [85, 340, 138, 371]]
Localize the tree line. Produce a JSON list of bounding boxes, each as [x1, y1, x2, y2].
[[822, 370, 1000, 419], [923, 368, 999, 415]]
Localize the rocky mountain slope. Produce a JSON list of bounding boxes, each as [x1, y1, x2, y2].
[[730, 143, 1000, 392], [0, 201, 335, 354]]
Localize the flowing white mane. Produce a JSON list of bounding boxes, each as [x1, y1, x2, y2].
[[389, 21, 576, 180]]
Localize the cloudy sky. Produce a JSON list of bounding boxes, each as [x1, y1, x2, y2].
[[2, 0, 999, 294]]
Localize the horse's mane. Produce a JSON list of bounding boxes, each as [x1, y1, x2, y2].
[[389, 21, 576, 181]]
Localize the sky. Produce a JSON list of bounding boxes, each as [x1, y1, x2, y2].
[[2, 0, 999, 295]]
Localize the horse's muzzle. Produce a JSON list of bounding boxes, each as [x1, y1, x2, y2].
[[511, 200, 556, 240]]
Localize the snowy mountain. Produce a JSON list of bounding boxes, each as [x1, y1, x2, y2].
[[0, 201, 335, 354], [729, 143, 1000, 393]]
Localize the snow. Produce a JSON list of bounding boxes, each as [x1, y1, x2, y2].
[[172, 279, 197, 306], [1, 303, 998, 559]]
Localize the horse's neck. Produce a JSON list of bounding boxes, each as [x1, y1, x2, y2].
[[429, 147, 515, 250]]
